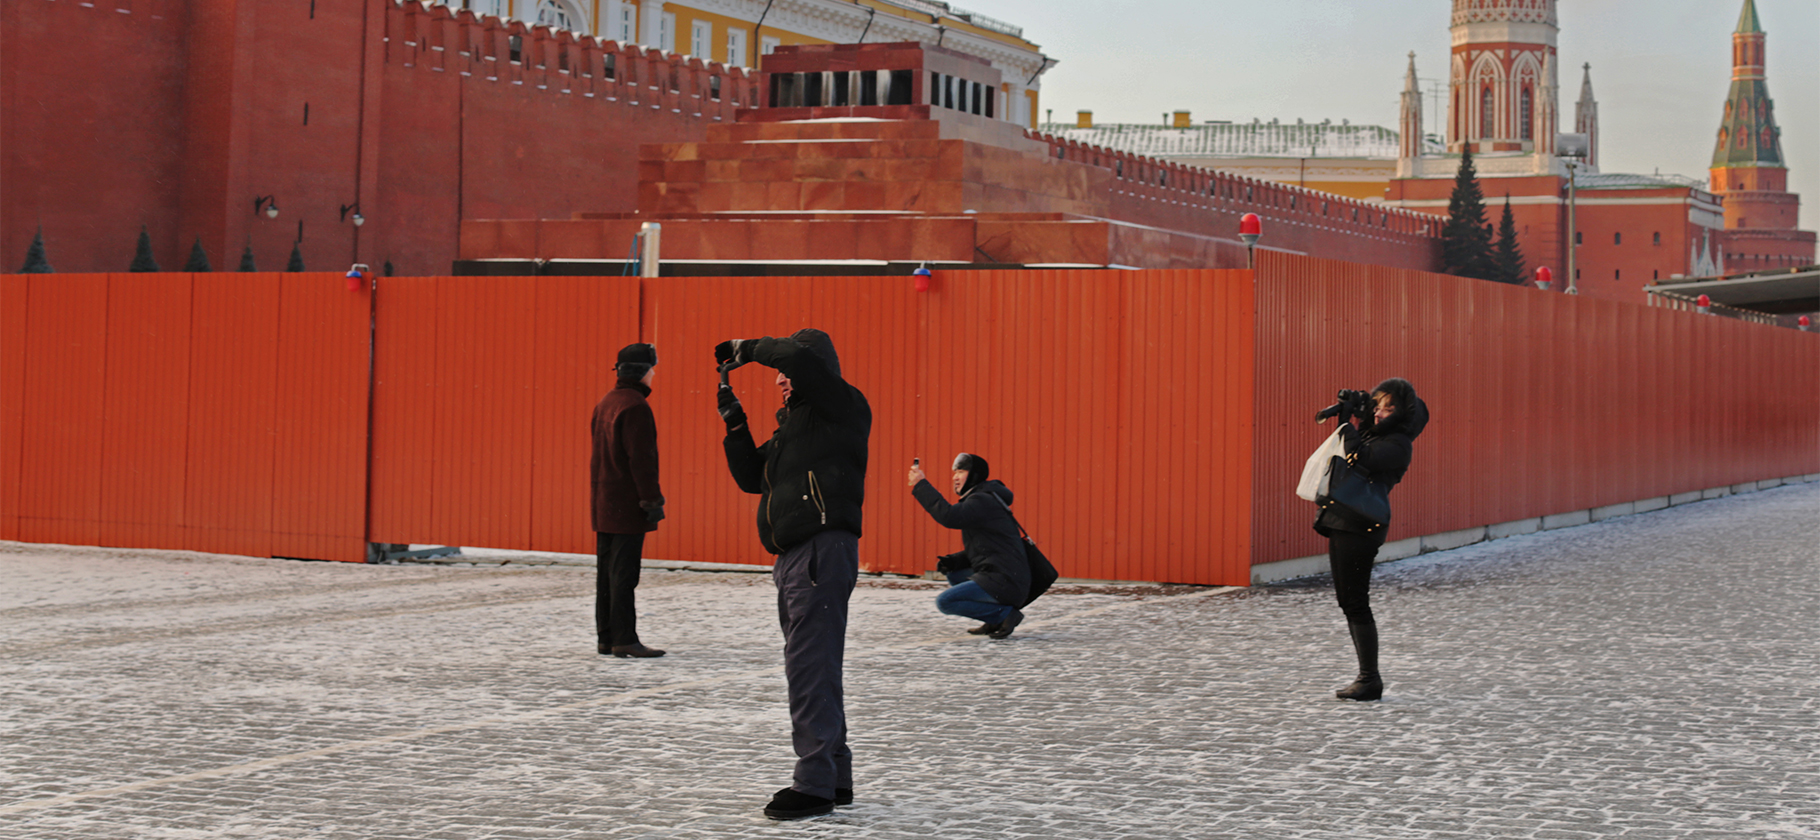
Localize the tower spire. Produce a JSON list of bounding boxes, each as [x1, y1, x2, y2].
[[1574, 63, 1599, 168], [1398, 51, 1423, 172]]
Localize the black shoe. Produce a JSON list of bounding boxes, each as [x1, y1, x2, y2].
[[609, 643, 666, 658], [988, 609, 1024, 639], [967, 623, 998, 635], [1335, 674, 1383, 701], [764, 787, 835, 820], [835, 788, 854, 806]]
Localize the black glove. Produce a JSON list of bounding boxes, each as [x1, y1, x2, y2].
[[935, 552, 970, 575], [717, 384, 747, 431], [713, 339, 750, 370], [641, 499, 666, 524]]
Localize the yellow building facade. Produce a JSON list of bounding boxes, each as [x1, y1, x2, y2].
[[432, 0, 1049, 127]]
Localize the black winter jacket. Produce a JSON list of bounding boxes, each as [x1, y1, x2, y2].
[[724, 334, 872, 555], [912, 479, 1032, 608], [1314, 388, 1430, 538]]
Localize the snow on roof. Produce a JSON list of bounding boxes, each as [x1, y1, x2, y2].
[[1574, 172, 1708, 190], [1037, 121, 1442, 160]]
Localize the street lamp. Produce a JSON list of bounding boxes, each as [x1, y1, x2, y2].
[[253, 195, 280, 219], [1239, 213, 1262, 269], [1534, 266, 1553, 290], [340, 203, 365, 227], [1555, 133, 1590, 295]]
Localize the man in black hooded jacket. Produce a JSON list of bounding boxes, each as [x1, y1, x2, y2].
[[715, 329, 870, 820], [1315, 376, 1429, 702]]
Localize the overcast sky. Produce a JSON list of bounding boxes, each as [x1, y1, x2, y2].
[[987, 0, 1817, 226]]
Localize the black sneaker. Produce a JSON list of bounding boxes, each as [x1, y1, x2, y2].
[[966, 623, 997, 635], [988, 609, 1024, 639], [835, 788, 854, 806], [608, 643, 666, 658], [764, 787, 835, 820]]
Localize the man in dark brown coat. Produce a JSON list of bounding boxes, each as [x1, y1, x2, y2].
[[590, 343, 666, 658]]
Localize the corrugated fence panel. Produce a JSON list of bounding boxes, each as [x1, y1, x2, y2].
[[529, 276, 643, 556], [184, 273, 282, 558], [2, 275, 31, 541], [99, 273, 193, 551], [368, 276, 441, 544], [1253, 252, 1820, 567], [15, 274, 109, 546], [270, 274, 373, 562]]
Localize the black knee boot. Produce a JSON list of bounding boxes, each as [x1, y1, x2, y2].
[[1336, 620, 1383, 701]]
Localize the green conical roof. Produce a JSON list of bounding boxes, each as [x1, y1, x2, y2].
[[1735, 0, 1761, 34], [1713, 78, 1782, 168]]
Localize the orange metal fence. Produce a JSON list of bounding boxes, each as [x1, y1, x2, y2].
[[1251, 252, 1820, 566], [366, 270, 1255, 585], [0, 273, 371, 560], [5, 263, 1813, 584]]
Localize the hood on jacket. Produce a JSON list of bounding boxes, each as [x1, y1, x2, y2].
[[953, 452, 991, 494], [791, 328, 841, 379], [962, 479, 1012, 507], [1370, 377, 1430, 440]]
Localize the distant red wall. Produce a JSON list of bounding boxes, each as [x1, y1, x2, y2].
[[2, 0, 192, 272], [1, 0, 757, 277]]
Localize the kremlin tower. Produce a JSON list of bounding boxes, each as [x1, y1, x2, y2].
[[1708, 0, 1814, 270], [1446, 0, 1564, 160]]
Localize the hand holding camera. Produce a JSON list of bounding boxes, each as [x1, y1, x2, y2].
[[714, 339, 751, 372], [1316, 389, 1373, 423], [717, 379, 747, 431], [906, 457, 925, 488]]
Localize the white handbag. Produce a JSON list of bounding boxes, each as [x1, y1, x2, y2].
[[1295, 428, 1346, 501]]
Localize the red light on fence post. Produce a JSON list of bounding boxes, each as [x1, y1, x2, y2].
[[346, 264, 369, 292], [1239, 213, 1262, 269], [1799, 315, 1812, 331], [1534, 266, 1553, 290], [1695, 294, 1711, 315], [912, 264, 932, 293]]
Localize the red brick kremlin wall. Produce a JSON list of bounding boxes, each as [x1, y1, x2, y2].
[[1, 0, 759, 276]]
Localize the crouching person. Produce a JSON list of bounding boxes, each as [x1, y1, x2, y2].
[[907, 453, 1030, 639]]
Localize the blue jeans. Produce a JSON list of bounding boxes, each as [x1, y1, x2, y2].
[[936, 569, 1014, 624]]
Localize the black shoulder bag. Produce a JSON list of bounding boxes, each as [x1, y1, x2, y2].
[[1316, 451, 1391, 534], [990, 494, 1059, 607]]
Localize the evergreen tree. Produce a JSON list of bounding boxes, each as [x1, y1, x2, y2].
[[1441, 147, 1496, 280], [183, 237, 212, 272], [238, 242, 258, 272], [285, 242, 305, 272], [20, 227, 53, 273], [1492, 196, 1526, 284], [129, 226, 161, 272]]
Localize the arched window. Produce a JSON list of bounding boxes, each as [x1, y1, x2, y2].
[[1519, 87, 1533, 141], [536, 0, 581, 33], [1481, 86, 1495, 138], [1718, 128, 1730, 148]]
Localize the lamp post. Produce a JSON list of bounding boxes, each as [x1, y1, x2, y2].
[[1555, 133, 1590, 295], [1240, 213, 1262, 269]]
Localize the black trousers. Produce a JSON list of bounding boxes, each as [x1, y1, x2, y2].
[[773, 530, 858, 800], [596, 531, 646, 647], [1328, 530, 1382, 677]]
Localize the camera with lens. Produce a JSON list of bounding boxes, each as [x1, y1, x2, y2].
[[1315, 388, 1373, 422]]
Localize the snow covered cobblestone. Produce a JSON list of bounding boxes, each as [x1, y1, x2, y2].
[[2, 483, 1817, 838]]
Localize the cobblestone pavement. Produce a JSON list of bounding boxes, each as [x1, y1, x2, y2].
[[3, 483, 1817, 839]]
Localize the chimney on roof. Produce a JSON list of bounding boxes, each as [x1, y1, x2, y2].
[[1172, 110, 1191, 128], [1076, 110, 1093, 128]]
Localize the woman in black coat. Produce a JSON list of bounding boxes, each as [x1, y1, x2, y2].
[[1315, 377, 1429, 701], [908, 453, 1032, 639]]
